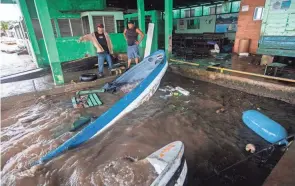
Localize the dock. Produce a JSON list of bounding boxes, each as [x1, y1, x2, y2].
[[263, 143, 295, 186]]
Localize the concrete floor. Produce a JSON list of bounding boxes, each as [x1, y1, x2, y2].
[[0, 67, 114, 98], [171, 54, 295, 83], [263, 143, 295, 186]]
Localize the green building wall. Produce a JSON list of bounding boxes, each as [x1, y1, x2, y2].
[[22, 0, 128, 67]]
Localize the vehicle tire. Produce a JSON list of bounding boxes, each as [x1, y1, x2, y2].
[[79, 73, 97, 82]]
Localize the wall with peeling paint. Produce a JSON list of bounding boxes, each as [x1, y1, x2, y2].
[[257, 0, 295, 57], [56, 37, 94, 62], [261, 0, 295, 36], [233, 0, 266, 54]]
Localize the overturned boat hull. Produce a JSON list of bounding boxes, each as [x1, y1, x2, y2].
[[34, 50, 168, 165], [147, 141, 188, 186]]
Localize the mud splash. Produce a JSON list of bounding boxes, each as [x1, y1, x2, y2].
[[1, 72, 295, 186]]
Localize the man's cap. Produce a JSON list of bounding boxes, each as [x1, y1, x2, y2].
[[97, 24, 104, 28], [128, 21, 135, 24]]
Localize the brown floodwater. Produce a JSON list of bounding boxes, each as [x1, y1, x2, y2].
[[1, 72, 295, 186]]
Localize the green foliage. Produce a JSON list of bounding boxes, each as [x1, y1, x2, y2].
[[0, 21, 9, 31]]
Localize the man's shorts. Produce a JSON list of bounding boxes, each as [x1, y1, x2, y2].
[[127, 44, 140, 60]]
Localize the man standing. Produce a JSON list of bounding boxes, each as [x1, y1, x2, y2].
[[123, 21, 145, 69], [79, 24, 113, 78]]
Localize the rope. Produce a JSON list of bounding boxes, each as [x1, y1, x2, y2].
[[204, 134, 295, 181]]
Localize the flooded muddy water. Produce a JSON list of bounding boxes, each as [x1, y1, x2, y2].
[[1, 72, 295, 186]]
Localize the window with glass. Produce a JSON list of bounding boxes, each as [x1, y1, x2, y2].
[[216, 4, 223, 14], [222, 2, 231, 13], [253, 7, 264, 20], [57, 19, 72, 37], [181, 8, 190, 18], [231, 1, 241, 12], [185, 9, 190, 18], [82, 16, 90, 34], [57, 18, 83, 37], [116, 20, 124, 33], [71, 19, 83, 36], [203, 5, 216, 15], [173, 9, 181, 19], [187, 18, 200, 29]]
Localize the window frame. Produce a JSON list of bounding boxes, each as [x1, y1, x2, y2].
[[253, 6, 264, 21]]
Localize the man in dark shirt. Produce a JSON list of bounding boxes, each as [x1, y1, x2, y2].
[[123, 21, 145, 69], [79, 24, 113, 78], [95, 24, 113, 77]]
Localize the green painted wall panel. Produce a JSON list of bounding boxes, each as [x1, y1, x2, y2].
[[1, 0, 16, 3], [47, 1, 82, 18], [55, 0, 106, 12], [39, 34, 126, 64], [109, 34, 127, 53], [56, 37, 93, 62]]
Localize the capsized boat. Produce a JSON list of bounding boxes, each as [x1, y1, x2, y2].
[[33, 50, 168, 165], [147, 141, 187, 186], [97, 141, 187, 186]]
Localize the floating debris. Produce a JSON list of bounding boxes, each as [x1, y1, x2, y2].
[[175, 86, 190, 96], [216, 107, 225, 114], [160, 93, 172, 100], [245, 144, 256, 153]]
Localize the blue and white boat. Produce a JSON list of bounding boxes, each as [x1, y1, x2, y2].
[[147, 141, 188, 186], [34, 50, 168, 165]]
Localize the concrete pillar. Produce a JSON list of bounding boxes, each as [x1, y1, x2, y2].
[[34, 0, 64, 85], [17, 0, 43, 67], [137, 0, 146, 57], [165, 0, 173, 59]]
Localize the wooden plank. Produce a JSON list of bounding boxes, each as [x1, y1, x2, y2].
[[144, 23, 155, 58]]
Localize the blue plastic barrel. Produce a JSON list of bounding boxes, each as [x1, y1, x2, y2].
[[242, 110, 288, 145]]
